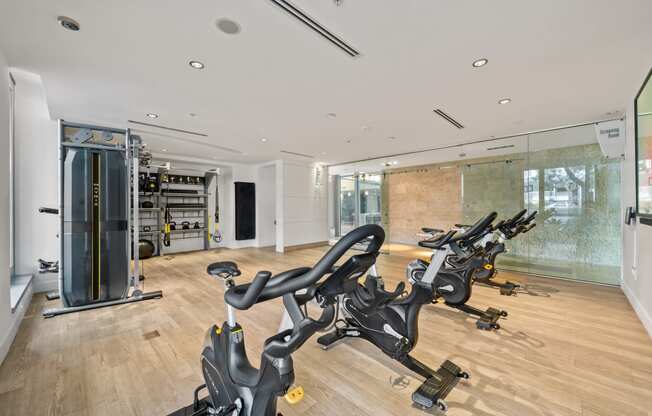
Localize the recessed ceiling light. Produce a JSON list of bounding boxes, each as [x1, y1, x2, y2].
[[261, 138, 268, 142], [57, 16, 80, 31], [345, 139, 352, 144], [162, 148, 167, 152], [189, 60, 205, 69], [327, 113, 337, 119], [472, 58, 488, 68], [498, 98, 512, 105], [321, 151, 326, 155], [391, 161, 398, 165], [189, 112, 198, 117], [146, 113, 159, 118], [388, 136, 397, 140], [216, 18, 241, 35]]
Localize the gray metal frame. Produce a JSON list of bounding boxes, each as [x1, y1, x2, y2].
[[43, 120, 162, 318]]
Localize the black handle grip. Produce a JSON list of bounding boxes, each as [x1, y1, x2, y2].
[[419, 230, 456, 249], [39, 207, 59, 215], [224, 224, 385, 307], [224, 271, 272, 310], [451, 212, 497, 243]]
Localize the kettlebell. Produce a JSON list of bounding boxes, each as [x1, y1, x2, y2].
[[182, 221, 191, 230], [143, 225, 151, 232], [193, 221, 200, 230], [141, 201, 154, 209], [169, 221, 176, 231]]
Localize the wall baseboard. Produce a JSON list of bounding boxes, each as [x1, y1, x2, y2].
[[0, 285, 32, 366], [284, 241, 328, 252], [622, 281, 652, 338], [33, 273, 58, 294]]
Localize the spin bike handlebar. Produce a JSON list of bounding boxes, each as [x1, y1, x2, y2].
[[225, 224, 385, 310], [449, 212, 497, 243], [503, 209, 527, 228]]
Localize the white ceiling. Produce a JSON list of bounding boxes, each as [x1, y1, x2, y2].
[[1, 0, 651, 165]]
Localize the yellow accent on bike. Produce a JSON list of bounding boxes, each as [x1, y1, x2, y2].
[[483, 264, 493, 270], [284, 386, 304, 404], [215, 326, 222, 334], [232, 328, 243, 334]]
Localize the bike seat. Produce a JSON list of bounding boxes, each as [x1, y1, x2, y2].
[[421, 227, 443, 235], [207, 261, 241, 278]]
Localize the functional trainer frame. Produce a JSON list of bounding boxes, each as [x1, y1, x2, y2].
[[42, 120, 162, 318]]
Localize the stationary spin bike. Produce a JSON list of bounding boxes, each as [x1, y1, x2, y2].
[[317, 218, 503, 412], [444, 210, 537, 296], [171, 224, 385, 416]]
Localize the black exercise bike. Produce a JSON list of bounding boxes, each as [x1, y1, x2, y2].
[[171, 224, 385, 416], [443, 209, 537, 296], [403, 212, 515, 330], [317, 215, 504, 412]]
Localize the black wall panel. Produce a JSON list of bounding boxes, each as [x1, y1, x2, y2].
[[235, 182, 256, 240]]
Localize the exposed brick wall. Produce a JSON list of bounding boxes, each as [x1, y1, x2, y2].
[[386, 165, 462, 244]]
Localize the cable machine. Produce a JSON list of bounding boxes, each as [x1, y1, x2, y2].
[[42, 120, 162, 318]]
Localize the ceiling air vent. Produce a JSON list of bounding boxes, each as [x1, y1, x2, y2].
[[128, 120, 208, 137], [281, 150, 314, 159], [433, 109, 464, 129], [487, 144, 515, 151], [269, 0, 360, 57]]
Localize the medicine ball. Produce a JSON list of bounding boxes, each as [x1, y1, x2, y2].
[[139, 239, 156, 259], [131, 239, 156, 260]]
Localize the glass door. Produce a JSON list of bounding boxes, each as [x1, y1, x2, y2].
[[335, 173, 389, 253], [358, 174, 382, 226], [339, 175, 357, 236]]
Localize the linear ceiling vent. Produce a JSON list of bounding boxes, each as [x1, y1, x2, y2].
[[487, 144, 515, 151], [281, 150, 314, 158], [128, 120, 207, 137], [433, 109, 464, 129], [269, 0, 360, 57]]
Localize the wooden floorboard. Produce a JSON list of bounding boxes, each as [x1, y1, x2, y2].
[[0, 246, 650, 416]]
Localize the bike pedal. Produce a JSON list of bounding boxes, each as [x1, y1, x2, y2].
[[284, 386, 304, 404]]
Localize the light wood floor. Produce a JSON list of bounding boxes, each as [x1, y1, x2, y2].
[[1, 246, 651, 416]]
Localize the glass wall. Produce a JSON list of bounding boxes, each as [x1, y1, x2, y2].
[[359, 174, 382, 226], [339, 175, 356, 236], [336, 174, 383, 235], [461, 126, 622, 284], [330, 124, 622, 284]]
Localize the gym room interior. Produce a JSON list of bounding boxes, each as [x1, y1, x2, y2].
[[0, 1, 651, 415]]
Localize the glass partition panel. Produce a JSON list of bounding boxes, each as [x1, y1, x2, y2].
[[524, 135, 622, 284], [339, 175, 356, 236], [461, 139, 530, 271], [359, 174, 382, 226], [460, 126, 622, 284]]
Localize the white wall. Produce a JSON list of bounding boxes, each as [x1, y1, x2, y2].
[[0, 50, 29, 366], [282, 161, 328, 247], [256, 164, 277, 248], [12, 70, 58, 292], [622, 98, 652, 337]]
